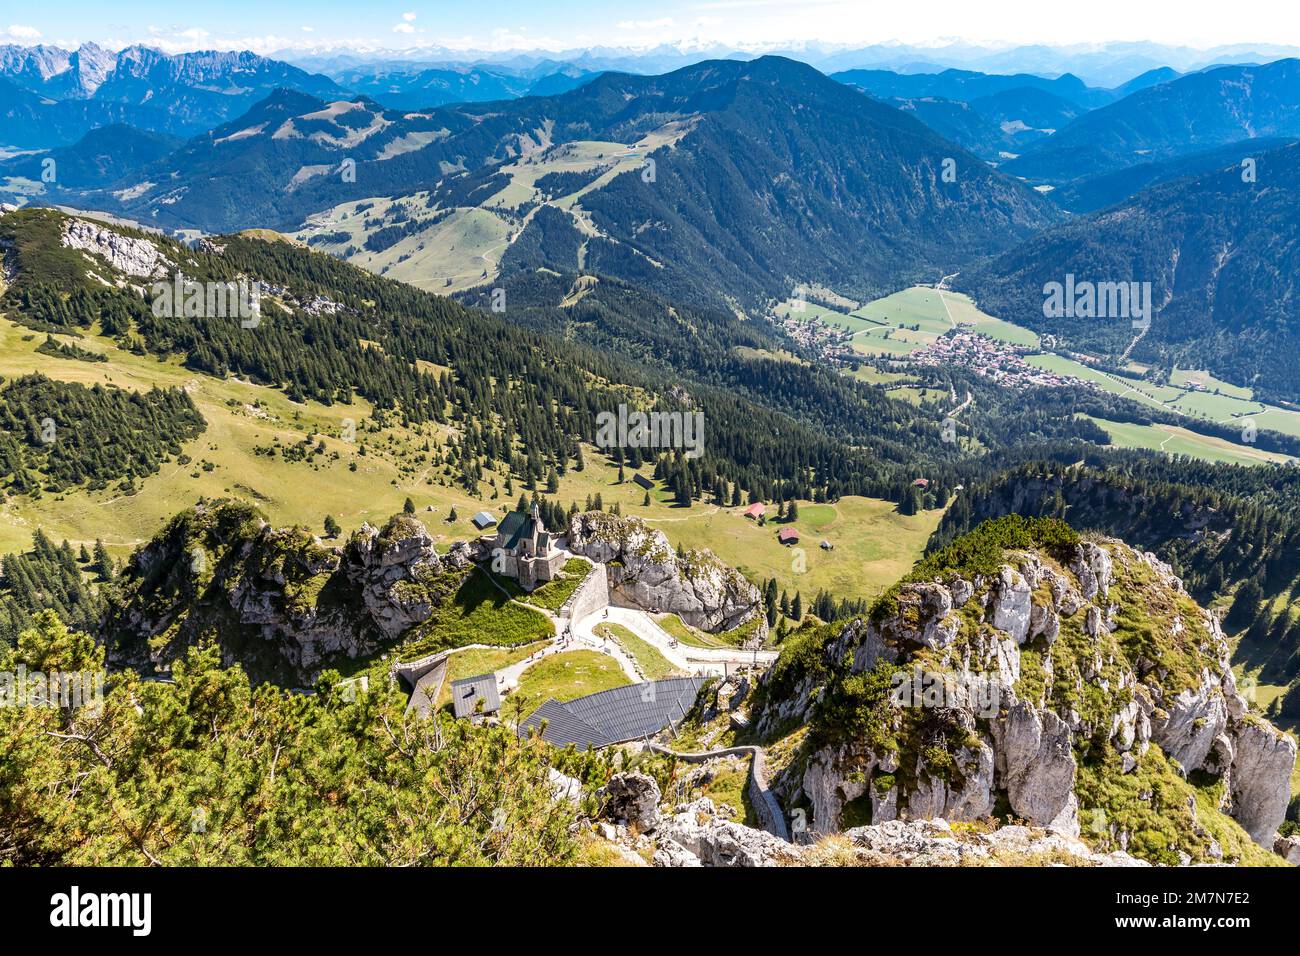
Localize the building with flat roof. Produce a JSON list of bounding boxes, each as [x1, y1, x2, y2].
[[519, 677, 708, 750], [450, 673, 501, 720]]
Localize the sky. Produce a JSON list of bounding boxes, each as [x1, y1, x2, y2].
[[3, 0, 1299, 55]]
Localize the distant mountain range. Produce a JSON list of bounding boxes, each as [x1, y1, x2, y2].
[[44, 56, 1057, 312], [5, 40, 1300, 405], [831, 68, 1117, 109], [0, 43, 346, 146], [279, 39, 1300, 88], [1004, 59, 1300, 183], [331, 63, 602, 110]]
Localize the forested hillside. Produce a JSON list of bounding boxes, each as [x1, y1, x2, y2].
[[961, 142, 1300, 402]]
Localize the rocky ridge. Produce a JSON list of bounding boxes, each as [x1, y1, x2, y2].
[[61, 217, 172, 280], [592, 773, 1148, 867], [749, 521, 1296, 865], [105, 501, 473, 684]]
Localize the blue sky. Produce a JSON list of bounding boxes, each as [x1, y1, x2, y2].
[[3, 0, 1298, 54]]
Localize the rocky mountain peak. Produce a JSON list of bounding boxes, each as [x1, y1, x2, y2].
[[750, 521, 1296, 865]]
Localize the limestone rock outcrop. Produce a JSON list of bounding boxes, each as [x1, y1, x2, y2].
[[599, 772, 662, 832], [567, 511, 764, 639], [105, 502, 474, 685], [642, 802, 1146, 867], [751, 533, 1296, 862], [651, 798, 801, 867], [61, 217, 171, 280]]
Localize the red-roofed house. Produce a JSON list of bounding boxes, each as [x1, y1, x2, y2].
[[912, 478, 930, 488], [742, 503, 766, 520], [778, 527, 800, 545]]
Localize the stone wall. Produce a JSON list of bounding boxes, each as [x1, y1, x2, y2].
[[561, 560, 609, 624]]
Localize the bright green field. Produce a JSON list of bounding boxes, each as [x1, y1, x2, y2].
[[398, 568, 555, 660], [509, 650, 632, 718], [656, 613, 728, 648], [1028, 351, 1300, 441], [1086, 416, 1295, 467], [1170, 367, 1254, 400], [788, 286, 1040, 357]]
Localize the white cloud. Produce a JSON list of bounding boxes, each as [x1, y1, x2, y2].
[[3, 24, 43, 40], [393, 23, 416, 34], [617, 18, 676, 30], [402, 12, 417, 22], [301, 26, 315, 33]]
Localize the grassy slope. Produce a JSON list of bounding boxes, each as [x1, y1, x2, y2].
[[508, 649, 632, 718], [0, 316, 490, 557], [594, 622, 680, 679], [0, 318, 940, 611], [1086, 416, 1296, 466], [397, 568, 554, 660], [293, 125, 695, 294]]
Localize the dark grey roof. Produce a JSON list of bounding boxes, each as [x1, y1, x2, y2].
[[632, 473, 654, 489], [524, 699, 613, 749], [450, 673, 502, 718], [519, 677, 708, 750], [495, 509, 531, 550], [405, 660, 448, 719]]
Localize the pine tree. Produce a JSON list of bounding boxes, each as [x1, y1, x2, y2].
[[92, 540, 114, 582]]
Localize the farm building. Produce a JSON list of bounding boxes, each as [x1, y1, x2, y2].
[[912, 478, 930, 488], [742, 503, 766, 520], [471, 510, 498, 530], [778, 527, 800, 545], [632, 472, 655, 490]]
